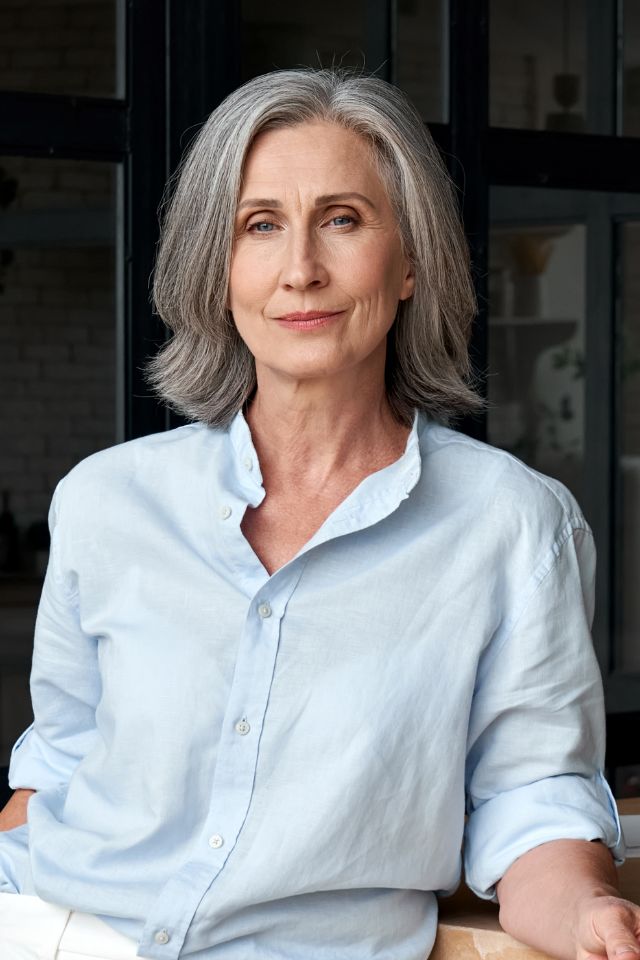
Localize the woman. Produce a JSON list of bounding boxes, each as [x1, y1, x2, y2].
[[0, 68, 638, 960]]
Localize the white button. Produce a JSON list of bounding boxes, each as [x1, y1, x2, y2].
[[208, 833, 224, 848], [243, 456, 253, 471], [235, 719, 250, 735], [258, 602, 272, 619], [154, 930, 170, 945], [219, 505, 232, 520]]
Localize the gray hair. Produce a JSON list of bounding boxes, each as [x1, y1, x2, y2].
[[148, 68, 483, 427]]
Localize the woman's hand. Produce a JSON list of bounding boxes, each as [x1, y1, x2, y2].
[[496, 839, 638, 960], [574, 893, 640, 960], [0, 788, 35, 831]]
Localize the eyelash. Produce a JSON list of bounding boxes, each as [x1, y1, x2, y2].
[[246, 213, 358, 234]]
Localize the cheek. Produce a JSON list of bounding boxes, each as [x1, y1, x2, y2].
[[340, 243, 405, 304], [228, 248, 273, 313], [228, 255, 251, 311]]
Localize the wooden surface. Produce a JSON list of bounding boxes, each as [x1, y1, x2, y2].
[[432, 799, 640, 960]]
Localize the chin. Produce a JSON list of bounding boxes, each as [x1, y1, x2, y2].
[[261, 348, 356, 382]]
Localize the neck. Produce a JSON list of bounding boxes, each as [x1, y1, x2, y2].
[[245, 361, 409, 489]]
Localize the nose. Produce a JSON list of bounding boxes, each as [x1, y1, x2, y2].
[[279, 228, 329, 291]]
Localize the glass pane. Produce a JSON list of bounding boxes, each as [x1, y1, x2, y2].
[[619, 221, 640, 672], [240, 0, 445, 123], [622, 0, 640, 136], [0, 155, 119, 765], [488, 216, 586, 504], [240, 1, 368, 79], [395, 0, 446, 122], [490, 0, 588, 132], [0, 0, 122, 98]]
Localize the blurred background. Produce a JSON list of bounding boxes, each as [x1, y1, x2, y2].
[[0, 0, 639, 800]]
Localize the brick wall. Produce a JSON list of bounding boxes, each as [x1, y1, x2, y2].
[[0, 245, 115, 533], [0, 0, 116, 98], [0, 156, 116, 552]]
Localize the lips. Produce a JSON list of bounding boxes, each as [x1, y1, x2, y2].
[[277, 310, 343, 321], [273, 309, 346, 330]]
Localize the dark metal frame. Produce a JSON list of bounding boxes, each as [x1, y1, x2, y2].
[[0, 91, 126, 160], [448, 0, 489, 441], [124, 0, 169, 438]]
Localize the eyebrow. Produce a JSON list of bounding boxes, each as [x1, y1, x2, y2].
[[236, 192, 377, 212], [316, 192, 376, 209], [237, 198, 281, 211]]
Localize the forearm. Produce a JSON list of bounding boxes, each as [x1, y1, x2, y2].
[[0, 788, 36, 831], [496, 839, 621, 960]]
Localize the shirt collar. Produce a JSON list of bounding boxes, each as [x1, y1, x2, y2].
[[225, 406, 423, 542]]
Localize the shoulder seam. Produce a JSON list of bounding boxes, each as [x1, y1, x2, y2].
[[478, 521, 594, 681]]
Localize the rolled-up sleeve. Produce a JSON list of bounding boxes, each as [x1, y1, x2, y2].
[[464, 519, 624, 901], [8, 477, 101, 791]]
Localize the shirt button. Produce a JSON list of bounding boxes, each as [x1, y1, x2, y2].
[[209, 833, 224, 848], [154, 930, 170, 945], [243, 456, 253, 471], [219, 505, 232, 520], [235, 719, 250, 735], [258, 601, 272, 619]]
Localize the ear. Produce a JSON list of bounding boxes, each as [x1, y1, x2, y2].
[[399, 261, 415, 301]]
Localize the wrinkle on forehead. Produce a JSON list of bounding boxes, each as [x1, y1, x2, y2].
[[238, 121, 393, 214]]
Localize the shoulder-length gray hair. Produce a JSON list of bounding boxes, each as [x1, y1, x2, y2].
[[148, 68, 483, 427]]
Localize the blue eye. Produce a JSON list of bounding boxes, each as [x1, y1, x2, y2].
[[249, 221, 275, 233], [331, 215, 353, 227]]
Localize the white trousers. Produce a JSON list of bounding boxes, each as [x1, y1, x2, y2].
[[0, 892, 148, 960]]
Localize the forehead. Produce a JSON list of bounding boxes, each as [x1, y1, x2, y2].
[[239, 120, 387, 198]]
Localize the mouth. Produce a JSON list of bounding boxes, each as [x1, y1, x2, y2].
[[275, 310, 345, 329]]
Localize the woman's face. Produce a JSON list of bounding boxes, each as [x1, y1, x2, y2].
[[229, 120, 415, 387]]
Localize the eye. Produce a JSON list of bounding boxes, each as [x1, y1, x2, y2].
[[329, 214, 355, 227], [248, 220, 277, 233]]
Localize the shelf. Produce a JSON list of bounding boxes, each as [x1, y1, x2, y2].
[[490, 315, 578, 327]]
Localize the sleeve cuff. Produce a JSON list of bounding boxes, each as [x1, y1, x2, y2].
[[464, 771, 624, 901], [8, 725, 75, 792]]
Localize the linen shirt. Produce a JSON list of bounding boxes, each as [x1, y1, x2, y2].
[[2, 410, 622, 960]]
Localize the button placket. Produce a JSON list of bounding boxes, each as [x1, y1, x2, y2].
[[138, 570, 302, 959]]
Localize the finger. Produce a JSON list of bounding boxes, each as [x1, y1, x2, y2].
[[582, 944, 640, 960], [593, 913, 640, 960]]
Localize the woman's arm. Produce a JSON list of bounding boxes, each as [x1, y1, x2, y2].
[[0, 789, 36, 831], [6, 477, 100, 799], [497, 838, 640, 960], [465, 522, 624, 926]]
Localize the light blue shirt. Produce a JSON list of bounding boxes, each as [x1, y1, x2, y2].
[[2, 410, 622, 960]]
